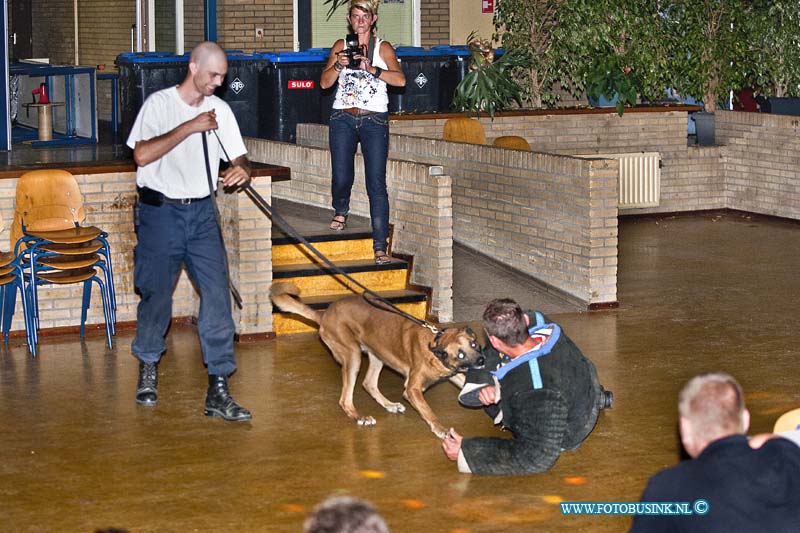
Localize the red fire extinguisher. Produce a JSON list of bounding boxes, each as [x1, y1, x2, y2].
[[32, 83, 50, 104]]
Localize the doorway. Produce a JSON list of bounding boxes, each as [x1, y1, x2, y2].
[[10, 0, 32, 59]]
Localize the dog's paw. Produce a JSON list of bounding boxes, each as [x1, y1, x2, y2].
[[384, 402, 406, 414], [357, 416, 377, 427], [432, 426, 449, 440]]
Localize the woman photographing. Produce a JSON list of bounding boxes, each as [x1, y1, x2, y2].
[[320, 0, 406, 265]]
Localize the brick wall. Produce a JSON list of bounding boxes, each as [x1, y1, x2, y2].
[[387, 111, 727, 215], [297, 123, 619, 306], [154, 1, 177, 52], [717, 110, 800, 220], [185, 0, 206, 50], [31, 0, 76, 64], [218, 0, 294, 52], [420, 0, 449, 47], [246, 135, 455, 322]]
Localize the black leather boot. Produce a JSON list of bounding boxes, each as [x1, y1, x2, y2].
[[204, 375, 252, 422], [135, 362, 158, 406]]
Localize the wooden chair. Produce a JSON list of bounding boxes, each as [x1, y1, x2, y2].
[[774, 407, 800, 433], [443, 116, 487, 145], [12, 169, 116, 351], [493, 135, 532, 151]]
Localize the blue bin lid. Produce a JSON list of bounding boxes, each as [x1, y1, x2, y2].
[[395, 47, 447, 58], [226, 51, 261, 60], [303, 47, 332, 56], [115, 52, 188, 64], [430, 45, 471, 57], [262, 52, 326, 63]]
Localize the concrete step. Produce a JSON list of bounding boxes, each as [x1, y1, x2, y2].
[[273, 289, 428, 334]]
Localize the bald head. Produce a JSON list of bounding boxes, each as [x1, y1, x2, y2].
[[183, 41, 228, 99], [678, 372, 749, 457], [190, 41, 226, 68]]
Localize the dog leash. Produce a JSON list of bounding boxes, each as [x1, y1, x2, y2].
[[209, 130, 441, 335], [201, 131, 243, 309]]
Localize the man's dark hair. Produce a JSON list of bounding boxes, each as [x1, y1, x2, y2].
[[303, 496, 389, 533], [483, 298, 529, 346]]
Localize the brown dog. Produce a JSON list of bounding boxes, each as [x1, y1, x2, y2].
[[270, 282, 485, 438]]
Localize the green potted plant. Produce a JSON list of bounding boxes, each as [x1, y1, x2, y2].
[[747, 0, 800, 114], [492, 0, 573, 109], [585, 55, 638, 116], [451, 33, 524, 118], [553, 0, 670, 115], [666, 0, 750, 144]]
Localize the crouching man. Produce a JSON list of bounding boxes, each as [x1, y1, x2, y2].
[[442, 298, 612, 475]]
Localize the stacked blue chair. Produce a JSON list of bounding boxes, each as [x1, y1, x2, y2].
[[12, 169, 117, 354], [0, 214, 34, 354]]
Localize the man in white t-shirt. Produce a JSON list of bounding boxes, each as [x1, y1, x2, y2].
[[126, 41, 252, 422]]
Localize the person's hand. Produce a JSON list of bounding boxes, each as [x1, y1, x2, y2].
[[478, 385, 499, 405], [333, 51, 349, 70], [358, 52, 372, 73], [442, 428, 463, 461], [221, 165, 250, 188], [187, 109, 218, 134]]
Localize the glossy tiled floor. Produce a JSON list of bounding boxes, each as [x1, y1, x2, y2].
[[2, 211, 799, 532]]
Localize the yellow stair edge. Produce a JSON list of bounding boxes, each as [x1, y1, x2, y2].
[[273, 238, 374, 266], [273, 301, 427, 335]]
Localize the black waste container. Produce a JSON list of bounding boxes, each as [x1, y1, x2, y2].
[[259, 52, 327, 142], [302, 48, 337, 126], [116, 52, 189, 140], [116, 51, 269, 140], [434, 46, 471, 112], [212, 52, 268, 138], [389, 47, 447, 114]]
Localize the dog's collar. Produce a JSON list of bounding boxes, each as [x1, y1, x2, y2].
[[428, 330, 460, 374]]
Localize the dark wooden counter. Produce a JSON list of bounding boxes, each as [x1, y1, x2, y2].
[[0, 160, 291, 181], [388, 104, 703, 121]]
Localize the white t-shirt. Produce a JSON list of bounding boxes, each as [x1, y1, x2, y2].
[[126, 86, 247, 199], [332, 38, 389, 113]]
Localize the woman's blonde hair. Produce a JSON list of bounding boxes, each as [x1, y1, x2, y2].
[[349, 0, 379, 17]]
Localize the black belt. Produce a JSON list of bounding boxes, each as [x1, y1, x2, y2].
[[137, 186, 209, 206]]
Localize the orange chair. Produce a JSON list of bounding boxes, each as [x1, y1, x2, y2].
[[443, 116, 487, 145], [493, 135, 532, 151]]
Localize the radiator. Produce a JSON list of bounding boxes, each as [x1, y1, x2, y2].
[[576, 152, 661, 208]]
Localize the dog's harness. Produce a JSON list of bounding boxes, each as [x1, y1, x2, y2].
[[210, 131, 442, 334]]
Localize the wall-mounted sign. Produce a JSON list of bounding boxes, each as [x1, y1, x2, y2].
[[482, 0, 494, 14]]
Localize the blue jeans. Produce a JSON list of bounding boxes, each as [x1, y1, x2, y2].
[[329, 109, 390, 252], [132, 198, 236, 377]]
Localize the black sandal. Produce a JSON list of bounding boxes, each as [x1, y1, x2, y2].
[[329, 214, 348, 231], [374, 250, 391, 265]]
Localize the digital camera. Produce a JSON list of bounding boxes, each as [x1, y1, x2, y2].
[[343, 33, 363, 68]]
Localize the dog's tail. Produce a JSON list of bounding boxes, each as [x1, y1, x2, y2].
[[269, 282, 323, 325]]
